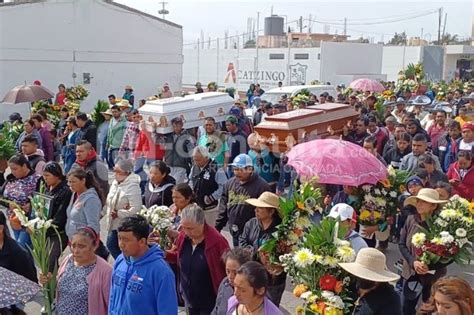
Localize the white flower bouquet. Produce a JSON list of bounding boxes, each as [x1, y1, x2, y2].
[[281, 219, 355, 315], [139, 205, 175, 250], [2, 183, 59, 315], [411, 195, 474, 266]]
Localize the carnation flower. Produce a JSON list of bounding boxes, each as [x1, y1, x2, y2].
[[293, 248, 316, 268], [439, 231, 454, 245], [455, 228, 467, 238], [389, 191, 398, 198], [411, 232, 426, 247]]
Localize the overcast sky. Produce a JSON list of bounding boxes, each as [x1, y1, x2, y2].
[[117, 0, 473, 45]]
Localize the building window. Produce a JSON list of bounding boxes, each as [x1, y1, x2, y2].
[[269, 53, 285, 60], [317, 53, 321, 60], [294, 53, 309, 60]]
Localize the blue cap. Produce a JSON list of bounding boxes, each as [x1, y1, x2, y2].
[[406, 175, 423, 186], [230, 154, 254, 169]]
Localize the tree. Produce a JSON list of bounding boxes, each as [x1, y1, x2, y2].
[[244, 39, 256, 48], [387, 32, 407, 45], [433, 33, 463, 45]]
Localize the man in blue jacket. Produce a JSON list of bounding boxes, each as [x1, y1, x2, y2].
[[109, 215, 177, 314]]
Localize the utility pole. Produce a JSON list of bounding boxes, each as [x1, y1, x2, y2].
[[437, 7, 443, 44], [343, 17, 347, 36], [256, 11, 260, 83], [158, 1, 169, 20], [421, 27, 424, 46], [299, 16, 303, 33], [441, 13, 447, 44], [308, 14, 312, 33]]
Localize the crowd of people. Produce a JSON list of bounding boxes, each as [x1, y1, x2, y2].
[[0, 80, 473, 315]]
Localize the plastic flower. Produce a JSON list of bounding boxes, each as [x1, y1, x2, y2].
[[293, 248, 316, 268], [455, 228, 467, 238], [336, 246, 356, 262], [411, 232, 426, 247]]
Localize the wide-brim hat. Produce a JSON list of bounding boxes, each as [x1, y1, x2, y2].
[[462, 92, 474, 100], [116, 99, 131, 108], [383, 100, 396, 106], [101, 108, 113, 116], [246, 192, 281, 216], [339, 248, 400, 282], [408, 95, 432, 106], [430, 102, 452, 113], [246, 191, 280, 208], [395, 97, 406, 105], [124, 85, 133, 90], [404, 188, 448, 207]]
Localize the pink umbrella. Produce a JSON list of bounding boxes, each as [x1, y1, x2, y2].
[[2, 84, 54, 104], [349, 78, 385, 93], [287, 139, 388, 186]]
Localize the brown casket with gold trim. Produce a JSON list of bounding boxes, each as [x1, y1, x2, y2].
[[253, 103, 358, 153]]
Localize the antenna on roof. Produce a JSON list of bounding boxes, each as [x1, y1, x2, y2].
[[158, 1, 169, 20]]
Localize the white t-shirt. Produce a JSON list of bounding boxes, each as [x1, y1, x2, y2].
[[459, 140, 473, 151]]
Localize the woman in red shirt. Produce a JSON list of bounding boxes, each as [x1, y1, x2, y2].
[[55, 84, 67, 105], [447, 150, 474, 201]]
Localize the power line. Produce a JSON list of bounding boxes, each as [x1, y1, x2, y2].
[[305, 9, 438, 26]]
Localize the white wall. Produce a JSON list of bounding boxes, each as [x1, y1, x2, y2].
[[320, 42, 383, 85], [183, 47, 322, 92], [0, 0, 183, 121], [382, 46, 422, 81]]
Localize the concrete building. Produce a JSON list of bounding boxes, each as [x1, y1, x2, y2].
[[183, 42, 386, 91], [0, 0, 183, 121]]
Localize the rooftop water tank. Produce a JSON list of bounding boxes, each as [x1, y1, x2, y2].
[[264, 15, 284, 36]]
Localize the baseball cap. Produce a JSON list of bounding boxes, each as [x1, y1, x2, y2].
[[406, 175, 423, 186], [230, 154, 254, 169], [328, 203, 357, 222]]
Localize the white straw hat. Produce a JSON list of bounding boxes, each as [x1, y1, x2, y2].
[[404, 188, 448, 207], [339, 248, 400, 282], [245, 192, 280, 209]]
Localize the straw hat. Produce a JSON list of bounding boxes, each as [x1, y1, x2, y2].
[[124, 85, 133, 91], [404, 188, 448, 207], [116, 99, 131, 108], [101, 108, 113, 116], [246, 192, 280, 212], [339, 248, 400, 282]]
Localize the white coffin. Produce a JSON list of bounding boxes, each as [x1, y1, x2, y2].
[[139, 92, 234, 134]]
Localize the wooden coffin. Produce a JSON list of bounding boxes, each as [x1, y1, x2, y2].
[[254, 103, 358, 153], [139, 92, 234, 134]]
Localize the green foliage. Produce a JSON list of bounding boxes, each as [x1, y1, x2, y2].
[[0, 123, 18, 160], [91, 100, 110, 127]]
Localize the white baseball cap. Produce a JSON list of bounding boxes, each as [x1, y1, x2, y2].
[[328, 203, 357, 223]]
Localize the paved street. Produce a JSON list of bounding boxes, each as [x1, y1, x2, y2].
[[20, 217, 474, 314], [2, 169, 472, 313]]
